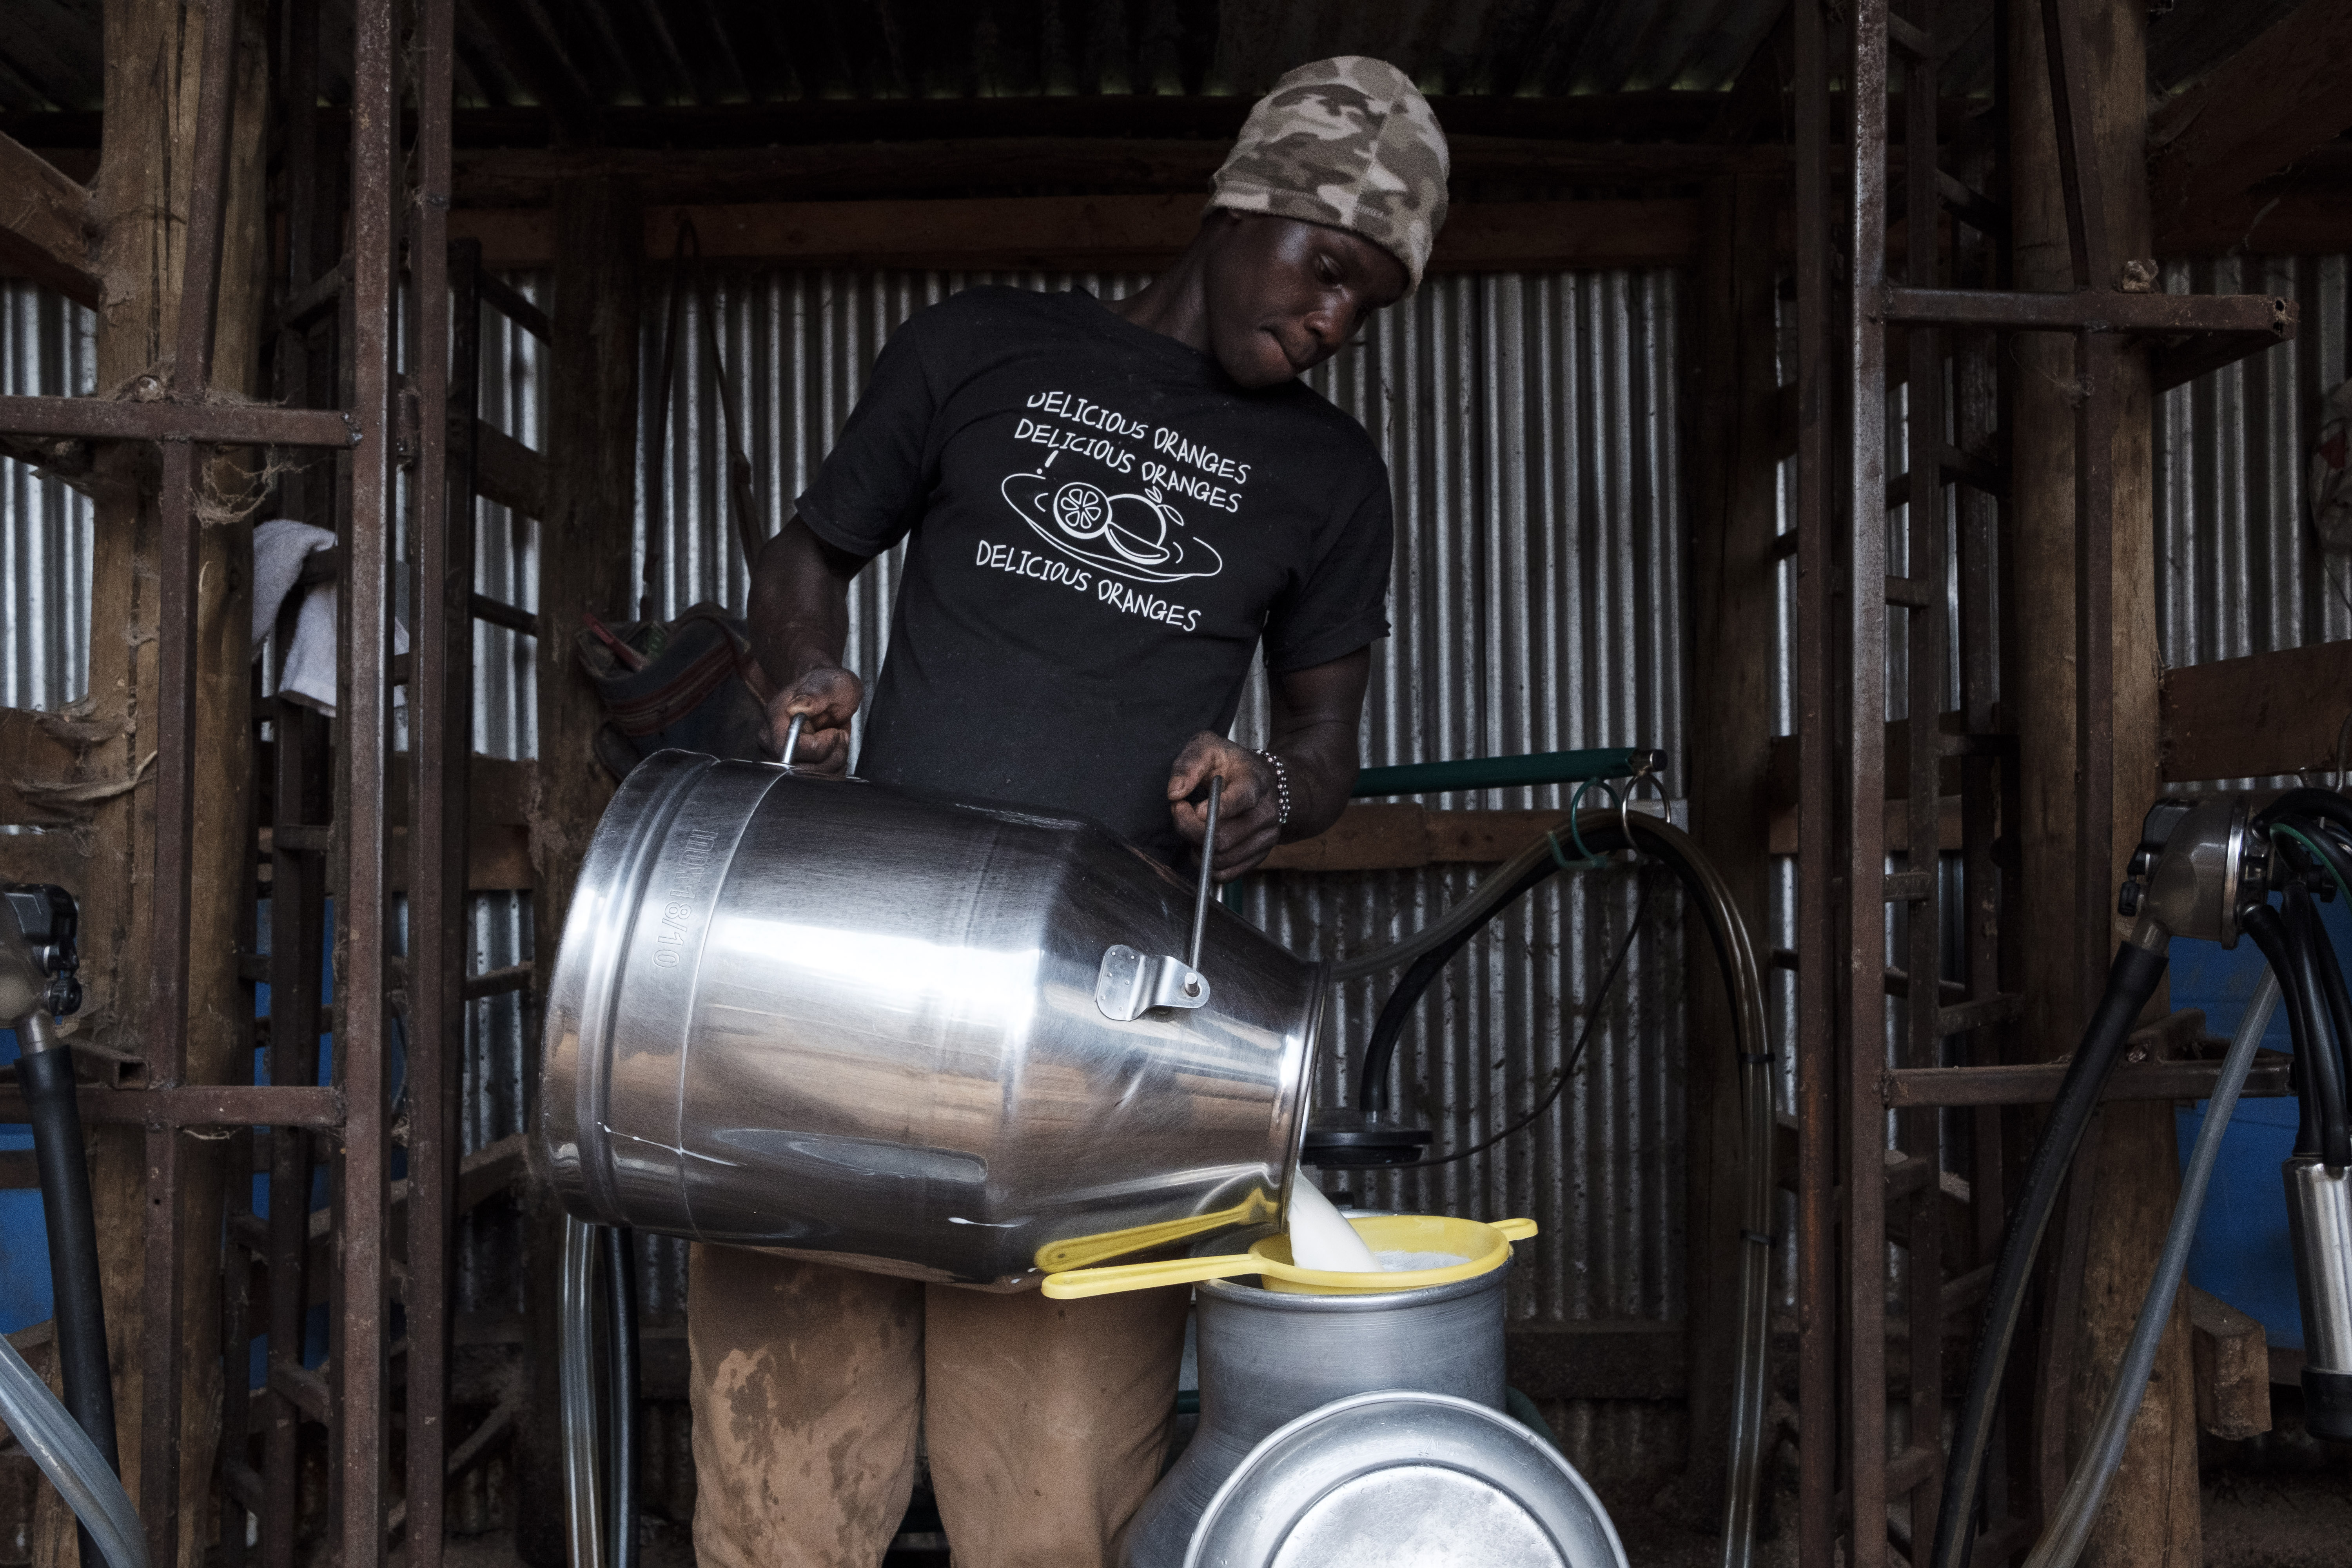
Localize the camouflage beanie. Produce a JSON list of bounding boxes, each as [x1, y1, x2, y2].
[[1208, 57, 1451, 292]]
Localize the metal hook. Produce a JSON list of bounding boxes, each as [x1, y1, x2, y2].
[[1618, 757, 1668, 851]]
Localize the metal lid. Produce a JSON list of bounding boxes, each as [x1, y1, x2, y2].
[[1182, 1391, 1627, 1568]]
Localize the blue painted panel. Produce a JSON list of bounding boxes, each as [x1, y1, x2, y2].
[[2172, 893, 2352, 1350]]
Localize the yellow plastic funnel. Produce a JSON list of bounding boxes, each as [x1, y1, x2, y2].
[[1039, 1214, 1536, 1299]]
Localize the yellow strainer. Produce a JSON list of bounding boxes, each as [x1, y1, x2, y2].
[[1039, 1213, 1536, 1299]]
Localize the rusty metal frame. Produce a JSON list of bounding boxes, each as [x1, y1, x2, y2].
[[1791, 2, 2302, 1565], [0, 0, 470, 1562]]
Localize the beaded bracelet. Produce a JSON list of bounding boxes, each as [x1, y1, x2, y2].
[[1257, 749, 1292, 829]]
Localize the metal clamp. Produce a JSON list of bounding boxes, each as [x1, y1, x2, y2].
[[1096, 774, 1222, 1022], [1094, 944, 1212, 1020]]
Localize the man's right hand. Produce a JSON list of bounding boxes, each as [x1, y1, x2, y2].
[[764, 665, 862, 774]]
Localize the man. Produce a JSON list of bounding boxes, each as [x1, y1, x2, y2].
[[692, 57, 1449, 1568]]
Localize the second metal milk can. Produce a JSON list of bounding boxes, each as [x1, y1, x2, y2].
[[535, 751, 1326, 1286]]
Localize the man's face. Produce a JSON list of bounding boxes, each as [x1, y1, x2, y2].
[[1199, 213, 1412, 388]]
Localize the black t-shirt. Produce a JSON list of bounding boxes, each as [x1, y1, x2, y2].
[[797, 286, 1393, 865]]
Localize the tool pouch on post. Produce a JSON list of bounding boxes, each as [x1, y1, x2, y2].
[[575, 603, 777, 778]]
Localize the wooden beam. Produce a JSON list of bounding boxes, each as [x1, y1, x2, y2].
[[2184, 1284, 2272, 1440], [470, 419, 547, 520], [0, 127, 100, 306], [449, 136, 1783, 207], [1768, 793, 1964, 857], [2012, 1, 2197, 1559], [1256, 805, 1576, 872], [1764, 711, 1989, 805], [0, 705, 109, 826], [1679, 169, 1785, 1515], [2155, 187, 2352, 257], [2160, 638, 2352, 783], [517, 172, 641, 1568], [448, 195, 1702, 273], [2148, 0, 2352, 238]]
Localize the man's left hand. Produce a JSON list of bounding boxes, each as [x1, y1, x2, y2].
[[1167, 734, 1279, 882]]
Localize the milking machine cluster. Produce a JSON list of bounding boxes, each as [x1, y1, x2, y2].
[[1931, 786, 2352, 1568]]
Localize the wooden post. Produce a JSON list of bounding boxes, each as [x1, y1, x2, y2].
[[14, 5, 270, 1566], [516, 173, 642, 1568], [1679, 172, 1784, 1516], [2009, 1, 2198, 1561], [10, 4, 271, 1566]]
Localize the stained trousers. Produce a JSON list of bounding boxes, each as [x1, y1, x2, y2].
[[687, 1243, 1191, 1568]]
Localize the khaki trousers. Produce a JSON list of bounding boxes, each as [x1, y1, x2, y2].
[[687, 1243, 1190, 1568]]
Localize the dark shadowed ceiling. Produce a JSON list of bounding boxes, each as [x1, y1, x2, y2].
[[0, 0, 2308, 126]]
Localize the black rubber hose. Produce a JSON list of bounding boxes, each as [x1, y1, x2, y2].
[[2295, 880, 2352, 1136], [2285, 886, 2352, 1173], [2245, 901, 2328, 1158], [2274, 811, 2352, 910], [1357, 855, 1553, 1112], [15, 1045, 120, 1568], [1929, 939, 2170, 1568], [1355, 817, 1757, 1114], [2249, 898, 2352, 1170], [601, 1226, 639, 1568], [2258, 788, 2352, 839]]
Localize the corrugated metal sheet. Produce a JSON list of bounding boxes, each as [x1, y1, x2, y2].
[[0, 282, 93, 711], [2155, 254, 2352, 687], [641, 266, 1691, 1332], [0, 262, 1698, 1360]]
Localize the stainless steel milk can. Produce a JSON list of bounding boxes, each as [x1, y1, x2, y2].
[[536, 751, 1326, 1286], [1120, 1263, 1513, 1568]]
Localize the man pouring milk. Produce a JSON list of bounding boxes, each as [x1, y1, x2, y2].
[[699, 59, 1450, 1567]]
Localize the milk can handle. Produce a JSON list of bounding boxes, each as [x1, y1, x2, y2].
[[1187, 774, 1222, 972]]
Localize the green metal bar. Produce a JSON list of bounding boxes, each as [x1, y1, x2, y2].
[[1348, 747, 1665, 799]]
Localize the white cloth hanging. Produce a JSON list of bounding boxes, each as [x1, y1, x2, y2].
[[250, 519, 407, 716]]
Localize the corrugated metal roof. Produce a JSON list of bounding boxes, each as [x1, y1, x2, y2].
[[0, 0, 2300, 115]]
